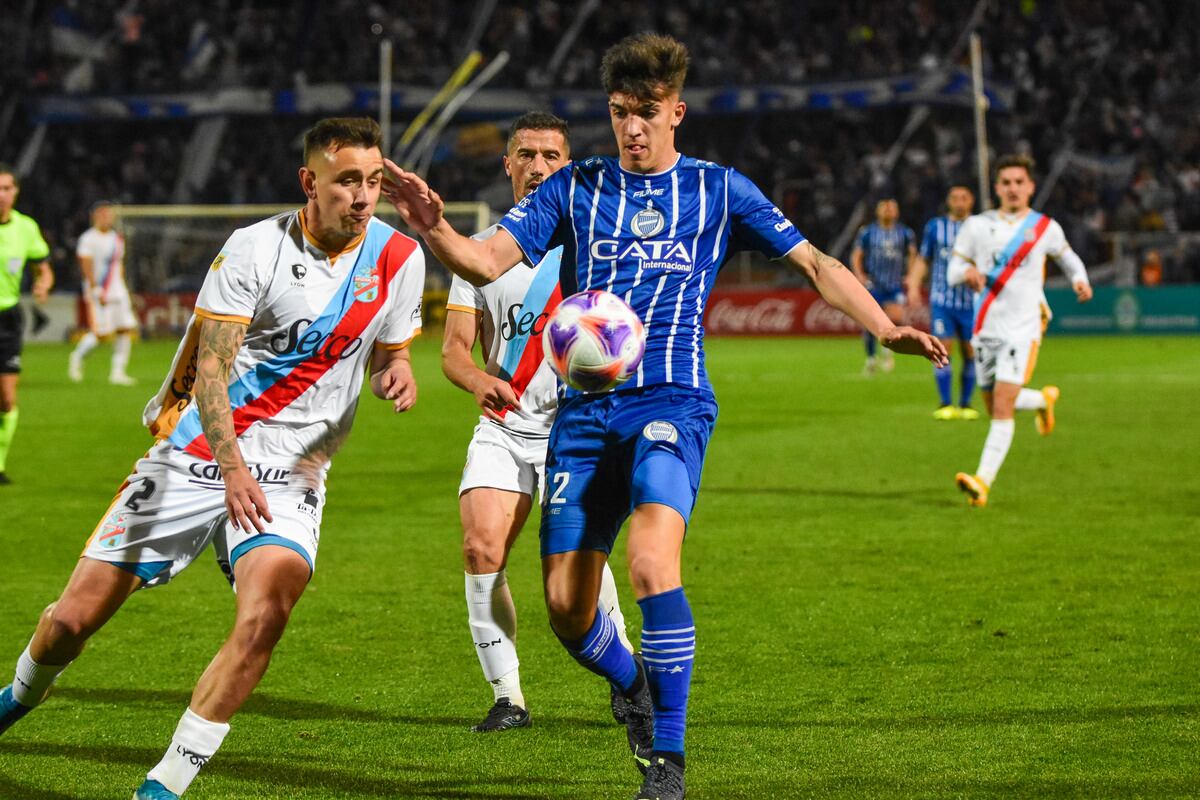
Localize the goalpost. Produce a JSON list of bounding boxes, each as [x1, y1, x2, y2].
[[113, 202, 492, 336]]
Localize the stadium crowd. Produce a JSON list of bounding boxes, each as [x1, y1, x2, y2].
[[4, 0, 1200, 287]]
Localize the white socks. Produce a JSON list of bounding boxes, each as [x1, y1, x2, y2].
[[147, 708, 230, 796], [599, 561, 634, 653], [112, 333, 132, 377], [11, 644, 70, 706], [1015, 388, 1046, 411], [465, 571, 523, 707], [977, 418, 1015, 485]]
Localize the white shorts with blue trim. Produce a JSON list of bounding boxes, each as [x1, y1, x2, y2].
[[82, 440, 324, 589], [458, 419, 548, 501]]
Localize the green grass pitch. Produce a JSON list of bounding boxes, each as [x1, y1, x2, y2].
[[0, 334, 1197, 799]]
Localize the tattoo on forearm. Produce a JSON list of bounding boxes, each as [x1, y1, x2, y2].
[[195, 319, 247, 472], [811, 246, 847, 278]]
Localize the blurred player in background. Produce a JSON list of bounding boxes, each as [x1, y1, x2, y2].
[[443, 111, 633, 733], [384, 34, 946, 800], [0, 164, 54, 486], [851, 198, 918, 374], [0, 118, 425, 800], [69, 201, 139, 385], [949, 154, 1091, 508], [908, 186, 980, 419]]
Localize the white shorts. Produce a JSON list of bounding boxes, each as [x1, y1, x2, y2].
[[459, 420, 548, 499], [82, 441, 324, 588], [86, 288, 138, 337], [973, 336, 1041, 390]]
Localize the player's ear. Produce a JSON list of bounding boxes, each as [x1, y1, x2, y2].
[[502, 154, 512, 178], [671, 100, 686, 130], [299, 166, 317, 200]]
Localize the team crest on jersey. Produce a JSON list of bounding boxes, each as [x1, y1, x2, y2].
[[98, 509, 128, 549], [209, 254, 226, 272], [643, 421, 679, 443], [352, 260, 380, 303], [631, 206, 666, 239]]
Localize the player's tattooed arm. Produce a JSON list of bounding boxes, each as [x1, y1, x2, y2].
[[195, 317, 273, 531]]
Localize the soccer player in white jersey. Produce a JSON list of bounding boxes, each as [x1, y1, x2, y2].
[[0, 118, 425, 800], [443, 112, 634, 732], [384, 34, 946, 800], [69, 202, 139, 385], [948, 154, 1092, 508]]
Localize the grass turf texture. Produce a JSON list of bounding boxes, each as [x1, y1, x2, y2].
[[0, 334, 1197, 799]]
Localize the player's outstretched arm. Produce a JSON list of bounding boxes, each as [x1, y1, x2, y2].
[[787, 242, 948, 365], [195, 317, 273, 532], [381, 159, 524, 287], [370, 342, 417, 413], [441, 309, 518, 420]]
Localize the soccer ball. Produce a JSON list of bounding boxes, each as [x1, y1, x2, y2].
[[543, 290, 646, 393]]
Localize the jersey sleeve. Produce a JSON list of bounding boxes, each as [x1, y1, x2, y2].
[[904, 225, 917, 251], [446, 273, 483, 314], [376, 245, 426, 348], [497, 167, 571, 265], [75, 230, 96, 260], [727, 168, 805, 259], [25, 219, 49, 261], [919, 221, 936, 261], [194, 228, 260, 323], [1045, 220, 1089, 286]]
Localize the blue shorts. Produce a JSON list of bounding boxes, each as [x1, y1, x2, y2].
[[870, 286, 905, 307], [931, 304, 974, 342], [539, 384, 718, 557]]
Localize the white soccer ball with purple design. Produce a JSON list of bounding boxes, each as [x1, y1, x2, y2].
[[543, 290, 646, 393]]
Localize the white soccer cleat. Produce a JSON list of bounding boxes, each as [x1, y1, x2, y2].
[[880, 349, 895, 373], [68, 358, 83, 383], [109, 373, 137, 386]]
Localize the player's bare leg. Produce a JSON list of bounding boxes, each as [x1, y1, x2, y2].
[[137, 546, 309, 798], [461, 486, 532, 730], [957, 381, 1020, 506], [1, 557, 142, 735], [110, 327, 137, 385], [0, 373, 19, 483]]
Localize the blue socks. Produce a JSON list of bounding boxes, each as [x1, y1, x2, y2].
[[863, 331, 877, 357], [561, 607, 638, 692], [934, 360, 953, 406], [960, 359, 977, 408], [638, 588, 695, 755]]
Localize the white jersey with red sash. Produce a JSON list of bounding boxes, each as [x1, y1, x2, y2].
[[142, 210, 424, 473], [948, 209, 1086, 344], [446, 224, 562, 436], [76, 227, 128, 299]]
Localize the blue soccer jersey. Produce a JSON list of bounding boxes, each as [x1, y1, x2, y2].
[[855, 222, 914, 291], [921, 215, 974, 311], [498, 155, 805, 395]]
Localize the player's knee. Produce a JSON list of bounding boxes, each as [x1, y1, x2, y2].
[[543, 588, 593, 640], [627, 552, 677, 597], [234, 602, 292, 655], [462, 528, 508, 573], [44, 601, 102, 645]]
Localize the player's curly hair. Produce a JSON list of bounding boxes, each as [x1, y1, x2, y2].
[[600, 33, 690, 99], [303, 117, 382, 164], [994, 153, 1036, 180]]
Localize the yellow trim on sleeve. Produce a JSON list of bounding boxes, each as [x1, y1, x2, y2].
[[446, 303, 483, 315], [194, 307, 252, 325], [952, 251, 975, 265], [376, 329, 422, 350]]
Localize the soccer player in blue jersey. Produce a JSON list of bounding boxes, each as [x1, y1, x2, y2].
[[908, 186, 981, 419], [851, 198, 918, 375], [383, 33, 946, 800]]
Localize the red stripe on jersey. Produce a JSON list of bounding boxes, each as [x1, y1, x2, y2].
[[497, 282, 563, 420], [973, 214, 1052, 336], [183, 232, 418, 459]]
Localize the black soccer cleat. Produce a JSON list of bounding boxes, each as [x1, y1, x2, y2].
[[0, 472, 10, 486], [634, 754, 685, 800], [610, 681, 629, 725], [470, 698, 530, 732], [621, 654, 654, 773]]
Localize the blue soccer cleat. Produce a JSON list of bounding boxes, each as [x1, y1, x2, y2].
[[132, 779, 179, 800], [0, 684, 33, 736]]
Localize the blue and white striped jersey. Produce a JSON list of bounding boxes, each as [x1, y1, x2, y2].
[[855, 222, 914, 290], [920, 216, 974, 311], [499, 154, 805, 394]]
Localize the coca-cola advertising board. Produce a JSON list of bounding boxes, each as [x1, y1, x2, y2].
[[704, 289, 929, 336]]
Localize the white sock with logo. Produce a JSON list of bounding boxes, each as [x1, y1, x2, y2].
[[111, 333, 133, 377], [12, 643, 70, 706], [70, 331, 99, 364], [1014, 388, 1046, 411], [977, 418, 1015, 485], [465, 571, 523, 708], [598, 561, 634, 653], [146, 707, 229, 795]]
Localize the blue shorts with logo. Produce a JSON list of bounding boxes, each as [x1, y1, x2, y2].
[[539, 384, 718, 557], [931, 303, 975, 341], [870, 285, 905, 307]]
